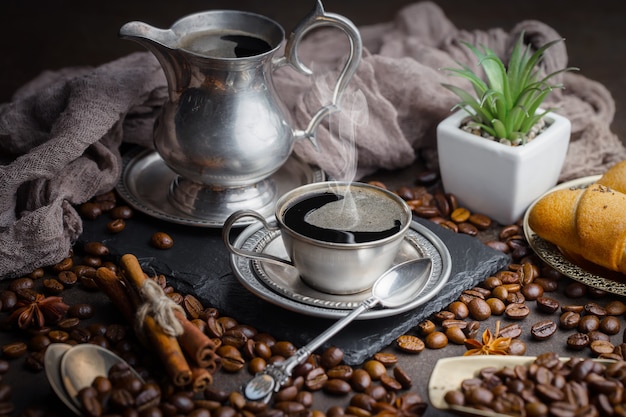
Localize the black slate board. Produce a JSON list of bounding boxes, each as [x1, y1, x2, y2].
[[79, 208, 509, 364]]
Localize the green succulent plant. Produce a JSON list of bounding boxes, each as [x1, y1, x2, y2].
[[442, 32, 578, 144]]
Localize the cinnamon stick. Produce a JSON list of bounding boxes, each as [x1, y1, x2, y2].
[[189, 367, 213, 392], [144, 315, 192, 386], [174, 310, 219, 370], [94, 267, 135, 322], [120, 253, 149, 307]]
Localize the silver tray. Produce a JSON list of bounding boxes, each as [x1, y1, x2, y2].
[[524, 174, 626, 296], [116, 147, 324, 228], [229, 220, 452, 319]]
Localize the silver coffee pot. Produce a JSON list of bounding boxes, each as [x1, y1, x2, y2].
[[120, 1, 362, 223]]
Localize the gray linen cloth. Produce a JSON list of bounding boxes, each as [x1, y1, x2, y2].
[[1, 1, 625, 278]]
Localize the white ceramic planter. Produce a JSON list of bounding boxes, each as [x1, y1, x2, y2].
[[436, 110, 571, 225]]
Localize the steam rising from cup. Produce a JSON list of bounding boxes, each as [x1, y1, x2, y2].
[[305, 65, 369, 231]]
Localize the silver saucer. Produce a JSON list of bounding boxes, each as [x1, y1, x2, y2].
[[116, 147, 325, 228], [229, 220, 452, 319]]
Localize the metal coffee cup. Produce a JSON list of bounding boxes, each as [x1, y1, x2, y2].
[[223, 182, 412, 294]]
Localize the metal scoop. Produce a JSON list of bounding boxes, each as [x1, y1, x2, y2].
[[243, 257, 432, 403], [45, 343, 145, 414]]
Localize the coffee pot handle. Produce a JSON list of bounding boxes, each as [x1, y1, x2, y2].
[[222, 210, 295, 268], [279, 0, 363, 149]]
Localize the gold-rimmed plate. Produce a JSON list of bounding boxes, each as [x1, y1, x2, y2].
[[523, 175, 626, 296]]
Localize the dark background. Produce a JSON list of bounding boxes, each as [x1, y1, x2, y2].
[[1, 0, 625, 144]]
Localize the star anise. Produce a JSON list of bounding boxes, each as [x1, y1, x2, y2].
[[8, 293, 69, 329], [464, 321, 511, 356]]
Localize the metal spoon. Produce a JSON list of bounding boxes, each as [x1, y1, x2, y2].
[[45, 343, 145, 414], [243, 257, 432, 403], [44, 343, 81, 415]]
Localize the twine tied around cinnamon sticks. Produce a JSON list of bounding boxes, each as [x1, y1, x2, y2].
[[94, 254, 220, 391], [135, 278, 184, 338]]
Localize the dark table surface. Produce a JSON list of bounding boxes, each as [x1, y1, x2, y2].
[[2, 157, 626, 417]]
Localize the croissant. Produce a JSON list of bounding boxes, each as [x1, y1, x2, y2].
[[528, 184, 626, 274], [598, 159, 626, 193]]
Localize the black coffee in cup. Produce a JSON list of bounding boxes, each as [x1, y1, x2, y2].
[[282, 188, 405, 244]]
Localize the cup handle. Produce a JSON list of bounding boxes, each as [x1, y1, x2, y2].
[[222, 210, 295, 268], [277, 0, 363, 149]]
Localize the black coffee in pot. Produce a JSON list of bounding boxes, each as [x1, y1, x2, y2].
[[283, 190, 404, 244], [182, 31, 272, 58]]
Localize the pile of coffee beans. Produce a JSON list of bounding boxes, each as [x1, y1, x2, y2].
[[2, 173, 626, 416], [0, 189, 429, 416], [444, 352, 626, 416]]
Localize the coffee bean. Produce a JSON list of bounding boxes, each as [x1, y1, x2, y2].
[[484, 240, 510, 253], [468, 213, 491, 229], [110, 205, 133, 220], [216, 345, 245, 372], [531, 320, 557, 340], [534, 277, 559, 292], [600, 316, 620, 335], [362, 360, 386, 380], [150, 232, 174, 249], [416, 170, 438, 185], [79, 202, 102, 220], [578, 315, 600, 333], [84, 241, 110, 257], [52, 257, 73, 273], [448, 301, 469, 319], [327, 365, 353, 380], [350, 369, 372, 392], [304, 367, 328, 391], [559, 311, 580, 330], [42, 278, 64, 295], [372, 352, 397, 367], [522, 283, 544, 300], [425, 331, 448, 349], [106, 219, 126, 233], [413, 205, 440, 218], [457, 222, 478, 236], [1, 342, 27, 359], [271, 341, 296, 358], [68, 303, 95, 319], [28, 334, 51, 352], [321, 346, 344, 369], [486, 298, 505, 315], [323, 379, 352, 395], [79, 386, 102, 417], [565, 282, 587, 298], [566, 333, 590, 350], [182, 294, 204, 319], [417, 319, 435, 335], [434, 192, 451, 217], [380, 374, 402, 391], [536, 296, 560, 314], [445, 326, 466, 345], [505, 303, 530, 320], [605, 300, 626, 315], [507, 339, 527, 355], [395, 335, 424, 353], [450, 207, 470, 223], [8, 277, 34, 293], [590, 340, 615, 356], [498, 323, 522, 339], [467, 298, 491, 321]]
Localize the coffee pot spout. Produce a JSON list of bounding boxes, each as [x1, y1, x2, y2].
[[119, 21, 187, 95]]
